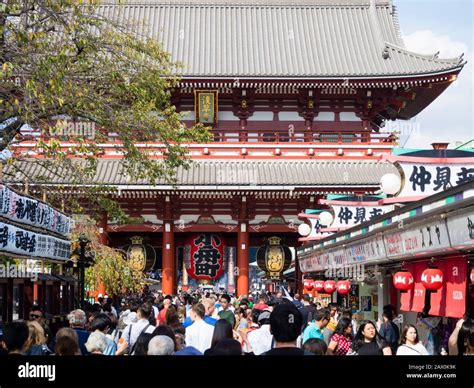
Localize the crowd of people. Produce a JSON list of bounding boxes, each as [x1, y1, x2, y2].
[[1, 291, 473, 356]]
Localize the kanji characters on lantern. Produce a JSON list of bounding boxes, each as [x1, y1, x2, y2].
[[185, 234, 225, 281]]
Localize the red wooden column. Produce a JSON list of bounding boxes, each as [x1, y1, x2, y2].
[[236, 197, 249, 296], [162, 196, 176, 295], [97, 211, 108, 297]]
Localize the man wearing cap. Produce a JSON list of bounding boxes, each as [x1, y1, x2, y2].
[[247, 310, 273, 355]]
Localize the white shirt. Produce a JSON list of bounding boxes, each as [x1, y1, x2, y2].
[[185, 319, 214, 353], [123, 318, 155, 351], [247, 325, 273, 355], [396, 343, 429, 355]]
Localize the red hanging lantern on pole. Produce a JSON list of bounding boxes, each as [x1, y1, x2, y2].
[[470, 268, 474, 285], [421, 268, 444, 291], [324, 280, 336, 294], [393, 271, 414, 292], [336, 280, 351, 295], [304, 279, 314, 291], [314, 280, 325, 292]]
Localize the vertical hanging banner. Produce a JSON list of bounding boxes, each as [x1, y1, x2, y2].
[[399, 264, 414, 312], [195, 90, 218, 125], [443, 256, 467, 318], [411, 262, 428, 313]]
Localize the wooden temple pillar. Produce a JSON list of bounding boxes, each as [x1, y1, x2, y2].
[[236, 197, 249, 296], [162, 196, 176, 295]]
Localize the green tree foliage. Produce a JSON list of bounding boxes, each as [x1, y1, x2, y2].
[[71, 217, 146, 295], [0, 0, 210, 219]]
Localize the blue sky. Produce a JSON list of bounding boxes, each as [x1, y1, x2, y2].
[[387, 0, 473, 148]]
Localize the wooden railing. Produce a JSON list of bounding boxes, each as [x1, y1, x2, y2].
[[208, 129, 397, 144]]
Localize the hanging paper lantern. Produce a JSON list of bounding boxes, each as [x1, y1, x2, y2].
[[184, 234, 226, 281], [314, 280, 325, 292], [126, 236, 156, 272], [256, 236, 292, 280], [393, 271, 414, 292], [421, 268, 444, 291], [304, 279, 314, 291], [470, 268, 474, 285], [324, 280, 337, 293], [337, 280, 351, 295]]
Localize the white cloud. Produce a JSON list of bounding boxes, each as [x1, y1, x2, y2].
[[403, 30, 468, 58], [392, 30, 474, 149]]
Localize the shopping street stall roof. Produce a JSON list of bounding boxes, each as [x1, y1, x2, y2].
[[297, 180, 474, 273]]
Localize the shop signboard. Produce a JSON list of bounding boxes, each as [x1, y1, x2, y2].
[[383, 219, 450, 260], [0, 220, 71, 261], [331, 204, 394, 228], [397, 162, 474, 198], [0, 184, 72, 237], [446, 210, 474, 249], [345, 235, 386, 265]]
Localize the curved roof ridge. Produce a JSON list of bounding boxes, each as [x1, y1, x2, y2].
[[100, 0, 390, 5], [384, 42, 465, 65]]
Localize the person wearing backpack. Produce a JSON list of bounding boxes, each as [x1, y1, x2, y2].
[[122, 303, 155, 354], [379, 308, 399, 354], [299, 294, 317, 333]]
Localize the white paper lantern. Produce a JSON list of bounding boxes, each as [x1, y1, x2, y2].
[[298, 223, 311, 236], [380, 173, 402, 195], [319, 211, 334, 227]]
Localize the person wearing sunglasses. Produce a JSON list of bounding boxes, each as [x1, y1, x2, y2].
[[29, 306, 46, 324], [29, 306, 53, 350]]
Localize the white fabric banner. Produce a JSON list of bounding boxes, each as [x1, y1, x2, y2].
[[0, 184, 72, 236]]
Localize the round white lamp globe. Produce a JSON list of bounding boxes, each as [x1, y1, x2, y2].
[[298, 223, 311, 236], [319, 211, 334, 227], [380, 173, 401, 195]]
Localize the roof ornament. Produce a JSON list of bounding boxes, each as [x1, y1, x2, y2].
[[432, 51, 439, 59], [382, 46, 390, 60], [458, 53, 465, 64]]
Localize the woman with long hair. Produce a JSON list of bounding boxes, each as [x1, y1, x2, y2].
[[327, 317, 353, 355], [25, 321, 52, 355], [349, 320, 392, 355], [204, 319, 233, 355], [448, 319, 474, 355], [396, 324, 428, 355]]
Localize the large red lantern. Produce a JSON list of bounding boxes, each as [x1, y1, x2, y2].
[[314, 280, 325, 292], [304, 279, 314, 291], [421, 268, 444, 291], [393, 271, 414, 292], [324, 280, 336, 293], [470, 268, 474, 285], [337, 280, 351, 295], [185, 234, 225, 281]]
